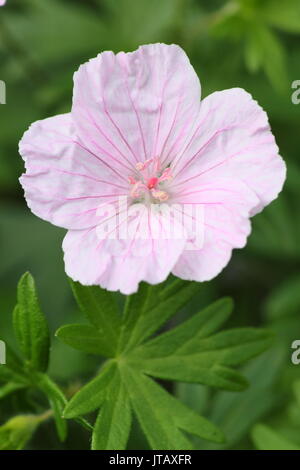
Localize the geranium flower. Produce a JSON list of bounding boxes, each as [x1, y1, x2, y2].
[[0, 1, 6, 6], [19, 44, 286, 294]]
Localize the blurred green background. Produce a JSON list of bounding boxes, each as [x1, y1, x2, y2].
[[0, 0, 300, 450]]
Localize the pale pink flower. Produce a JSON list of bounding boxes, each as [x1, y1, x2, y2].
[[19, 44, 286, 294], [0, 1, 6, 6]]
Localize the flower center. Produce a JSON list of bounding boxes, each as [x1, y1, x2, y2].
[[129, 158, 173, 203]]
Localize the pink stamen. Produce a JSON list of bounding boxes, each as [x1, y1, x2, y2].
[[153, 157, 161, 173], [128, 176, 137, 185], [158, 167, 173, 183], [135, 162, 144, 171], [130, 181, 147, 199], [135, 158, 153, 172], [147, 177, 159, 189], [151, 189, 169, 201], [130, 159, 172, 201]]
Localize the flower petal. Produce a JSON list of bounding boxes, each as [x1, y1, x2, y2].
[[63, 208, 186, 294], [19, 113, 127, 229], [174, 176, 259, 246], [63, 228, 110, 285], [172, 176, 258, 281], [72, 44, 201, 170], [64, 232, 186, 295], [172, 232, 234, 283], [97, 237, 185, 295], [171, 88, 286, 216]]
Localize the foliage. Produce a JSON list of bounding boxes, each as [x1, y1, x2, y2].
[[0, 0, 300, 450], [0, 273, 91, 448], [0, 274, 273, 449]]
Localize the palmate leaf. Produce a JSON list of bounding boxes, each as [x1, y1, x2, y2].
[[91, 368, 132, 451], [60, 281, 274, 450], [119, 279, 201, 352], [127, 297, 233, 358], [56, 324, 114, 356], [132, 328, 274, 365], [122, 366, 194, 450], [126, 303, 273, 391], [63, 361, 116, 418], [130, 359, 248, 392], [122, 366, 224, 448], [69, 281, 121, 356]]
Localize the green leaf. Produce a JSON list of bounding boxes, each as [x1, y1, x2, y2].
[[175, 328, 274, 364], [92, 370, 132, 450], [61, 284, 273, 449], [118, 280, 179, 351], [14, 272, 50, 372], [119, 282, 156, 351], [56, 323, 114, 357], [251, 424, 300, 450], [127, 369, 224, 444], [62, 285, 235, 449], [120, 280, 201, 352], [127, 325, 272, 391], [70, 281, 121, 354], [123, 366, 193, 450], [64, 361, 117, 419], [37, 373, 68, 442], [130, 298, 233, 358], [129, 355, 248, 391]]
